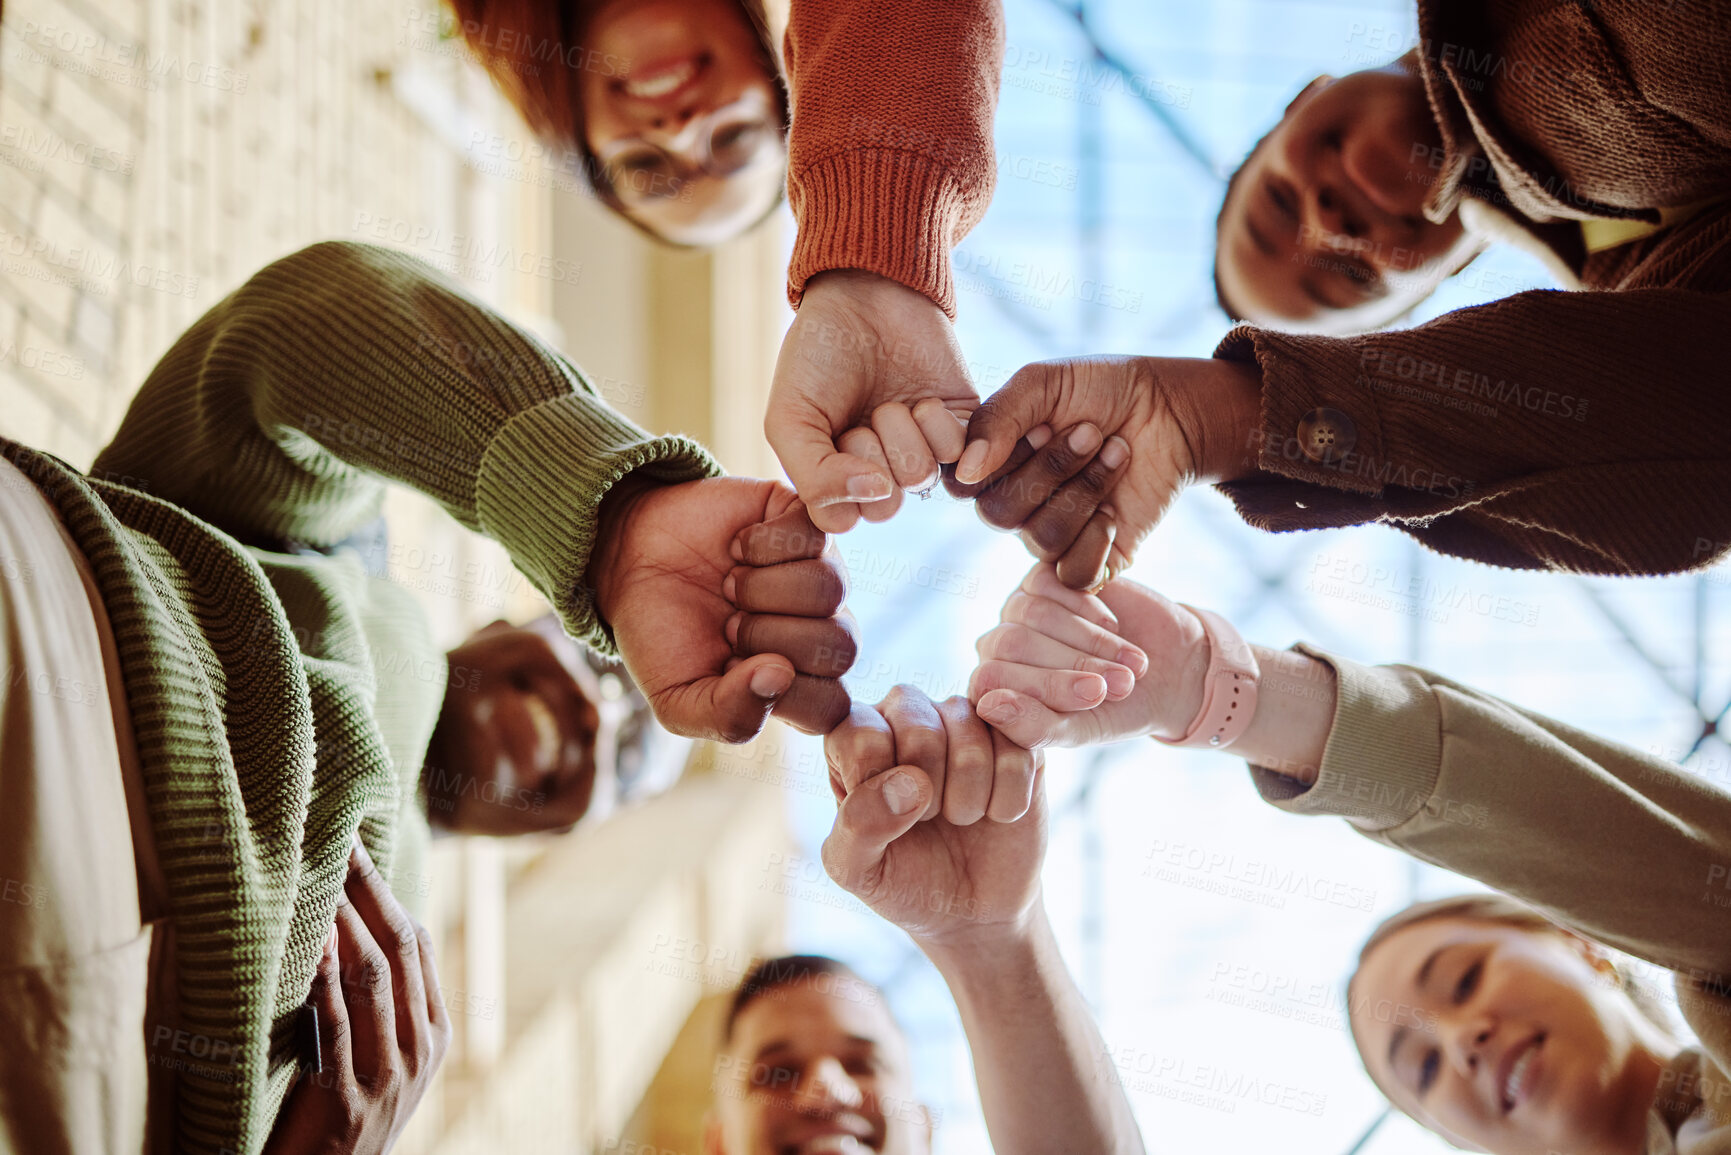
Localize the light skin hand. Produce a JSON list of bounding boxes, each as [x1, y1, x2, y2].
[[948, 355, 1265, 588], [587, 475, 854, 743], [766, 269, 979, 533], [973, 565, 1336, 781], [821, 689, 1043, 949]]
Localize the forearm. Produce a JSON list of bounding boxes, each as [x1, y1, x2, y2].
[[783, 0, 1003, 314], [92, 242, 720, 650], [1212, 287, 1731, 573], [923, 908, 1146, 1155]]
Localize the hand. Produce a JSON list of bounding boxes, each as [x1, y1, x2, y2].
[[264, 841, 451, 1155], [971, 566, 1208, 750], [766, 270, 979, 532], [589, 475, 854, 743], [821, 687, 1044, 949], [949, 355, 1263, 588], [422, 622, 600, 836]]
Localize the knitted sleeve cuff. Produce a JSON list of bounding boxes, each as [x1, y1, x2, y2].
[[787, 149, 971, 318], [475, 393, 722, 654], [1246, 644, 1443, 831]]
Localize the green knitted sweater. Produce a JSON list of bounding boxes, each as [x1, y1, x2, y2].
[[2, 241, 720, 1154]]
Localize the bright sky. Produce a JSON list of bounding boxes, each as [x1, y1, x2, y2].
[[770, 3, 1731, 1153]]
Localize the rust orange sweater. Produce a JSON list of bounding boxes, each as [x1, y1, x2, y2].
[[781, 0, 1003, 317]]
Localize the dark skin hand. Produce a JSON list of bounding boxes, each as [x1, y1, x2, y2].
[[263, 840, 451, 1155], [422, 622, 601, 837], [588, 474, 855, 743]]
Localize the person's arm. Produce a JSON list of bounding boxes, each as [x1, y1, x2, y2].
[[823, 692, 1145, 1155], [91, 242, 854, 739], [974, 566, 1731, 984], [1213, 284, 1731, 575]]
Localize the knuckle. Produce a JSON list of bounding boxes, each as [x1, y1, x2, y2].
[[814, 561, 848, 610], [1025, 517, 1073, 558]]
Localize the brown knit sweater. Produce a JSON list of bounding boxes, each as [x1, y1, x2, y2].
[[782, 0, 1002, 317], [1215, 0, 1731, 575]]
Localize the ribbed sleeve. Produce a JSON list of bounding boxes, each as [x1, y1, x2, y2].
[[782, 0, 1003, 316], [94, 241, 722, 653], [1213, 285, 1731, 575], [1250, 646, 1731, 983]]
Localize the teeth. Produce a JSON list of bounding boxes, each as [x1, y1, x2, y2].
[[802, 1138, 867, 1155], [623, 62, 695, 98], [1504, 1047, 1535, 1108]]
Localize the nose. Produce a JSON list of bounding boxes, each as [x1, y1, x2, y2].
[[797, 1057, 865, 1113], [1306, 182, 1368, 244], [1442, 1011, 1497, 1081]]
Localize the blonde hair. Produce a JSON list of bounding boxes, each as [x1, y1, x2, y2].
[[1348, 893, 1684, 1137]]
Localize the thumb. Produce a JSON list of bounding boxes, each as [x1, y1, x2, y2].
[[955, 363, 1060, 484], [658, 654, 795, 745], [822, 766, 931, 893], [766, 413, 894, 512], [974, 688, 1068, 751]]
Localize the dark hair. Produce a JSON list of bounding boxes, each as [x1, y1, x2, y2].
[[1212, 124, 1278, 322], [446, 0, 789, 244], [724, 954, 874, 1042]]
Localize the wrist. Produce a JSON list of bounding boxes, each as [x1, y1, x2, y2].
[[586, 471, 660, 623], [1158, 358, 1264, 484], [917, 893, 1047, 976], [1228, 648, 1336, 785]]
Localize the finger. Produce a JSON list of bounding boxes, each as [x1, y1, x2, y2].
[[1001, 591, 1145, 672], [942, 434, 1038, 501], [770, 674, 852, 736], [879, 685, 948, 821], [651, 653, 793, 744], [913, 398, 968, 464], [975, 687, 1073, 751], [731, 502, 829, 566], [839, 426, 904, 523], [334, 887, 393, 1084], [934, 696, 994, 826], [346, 840, 428, 1059], [415, 921, 453, 1062], [970, 658, 1109, 712], [820, 765, 932, 896], [309, 922, 351, 1080], [985, 730, 1039, 823], [729, 611, 858, 678], [725, 558, 848, 617], [973, 622, 1136, 700], [871, 402, 939, 491], [766, 409, 895, 513], [975, 422, 1103, 532], [1019, 565, 1128, 633], [825, 703, 896, 795], [956, 363, 1062, 484], [1053, 510, 1118, 594], [1016, 434, 1128, 562]]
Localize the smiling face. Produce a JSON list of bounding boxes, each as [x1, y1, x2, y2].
[[706, 977, 930, 1155], [1215, 60, 1480, 332], [578, 0, 786, 245], [1350, 916, 1670, 1155]]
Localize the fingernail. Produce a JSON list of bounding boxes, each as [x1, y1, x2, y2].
[[956, 441, 990, 484], [326, 924, 340, 955], [847, 473, 891, 500], [1119, 645, 1149, 676], [750, 664, 793, 699], [1073, 673, 1106, 702], [725, 612, 742, 648], [1100, 436, 1129, 469], [881, 771, 920, 815], [722, 572, 737, 602], [1104, 667, 1134, 698], [729, 538, 745, 563], [1068, 424, 1101, 454], [1025, 425, 1053, 451]]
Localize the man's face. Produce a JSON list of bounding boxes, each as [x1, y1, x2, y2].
[[707, 979, 930, 1155], [1216, 63, 1474, 332]]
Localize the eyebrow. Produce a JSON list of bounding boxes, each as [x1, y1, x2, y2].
[[1417, 945, 1447, 991], [1387, 1025, 1407, 1070]]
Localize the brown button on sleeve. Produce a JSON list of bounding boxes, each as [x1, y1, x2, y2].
[[1297, 408, 1357, 464]]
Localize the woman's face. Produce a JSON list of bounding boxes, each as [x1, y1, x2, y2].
[[578, 0, 785, 246], [1350, 917, 1665, 1155], [1215, 62, 1474, 331]]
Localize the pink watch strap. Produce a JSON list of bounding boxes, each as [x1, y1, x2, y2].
[[1158, 606, 1260, 750]]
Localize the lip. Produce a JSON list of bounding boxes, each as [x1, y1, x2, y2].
[[1494, 1033, 1544, 1114], [782, 1120, 877, 1155], [617, 54, 706, 104]]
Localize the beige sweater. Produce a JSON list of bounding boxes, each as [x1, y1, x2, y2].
[[1251, 647, 1731, 1151]]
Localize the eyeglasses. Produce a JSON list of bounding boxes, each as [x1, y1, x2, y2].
[[593, 89, 781, 208]]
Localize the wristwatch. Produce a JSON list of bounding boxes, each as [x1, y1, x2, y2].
[[1156, 606, 1260, 750]]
